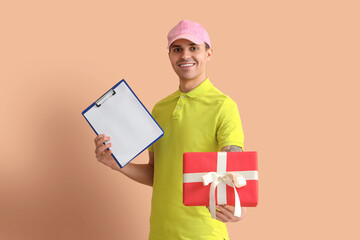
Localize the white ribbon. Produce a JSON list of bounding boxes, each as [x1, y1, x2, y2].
[[202, 172, 247, 219], [183, 152, 258, 219]]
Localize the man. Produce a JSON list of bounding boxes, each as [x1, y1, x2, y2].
[[94, 19, 246, 239]]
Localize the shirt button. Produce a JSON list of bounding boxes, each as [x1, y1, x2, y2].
[[177, 106, 181, 109], [182, 95, 186, 99]]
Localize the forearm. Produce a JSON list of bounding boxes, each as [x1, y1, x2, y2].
[[113, 163, 154, 187], [221, 145, 243, 152]]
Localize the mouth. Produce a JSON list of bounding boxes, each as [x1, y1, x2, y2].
[[178, 63, 196, 68]]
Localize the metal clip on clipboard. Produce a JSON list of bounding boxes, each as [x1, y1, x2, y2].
[[95, 89, 116, 107]]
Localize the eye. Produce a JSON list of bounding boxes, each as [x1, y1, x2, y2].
[[173, 48, 182, 52], [191, 46, 199, 51]]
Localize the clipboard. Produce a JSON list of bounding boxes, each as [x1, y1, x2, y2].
[[82, 79, 164, 168]]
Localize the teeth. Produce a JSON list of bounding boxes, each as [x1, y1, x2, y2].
[[180, 63, 194, 67]]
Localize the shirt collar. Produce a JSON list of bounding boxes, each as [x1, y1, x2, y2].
[[170, 77, 213, 99]]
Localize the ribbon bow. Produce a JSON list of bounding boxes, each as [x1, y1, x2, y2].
[[202, 172, 247, 219]]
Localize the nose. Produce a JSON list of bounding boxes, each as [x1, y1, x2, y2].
[[180, 49, 192, 60]]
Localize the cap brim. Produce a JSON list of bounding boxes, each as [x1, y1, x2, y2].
[[167, 34, 204, 49]]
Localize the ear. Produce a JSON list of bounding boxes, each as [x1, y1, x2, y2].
[[206, 48, 213, 62], [168, 50, 171, 60]]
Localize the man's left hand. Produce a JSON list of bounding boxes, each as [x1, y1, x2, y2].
[[208, 205, 247, 223]]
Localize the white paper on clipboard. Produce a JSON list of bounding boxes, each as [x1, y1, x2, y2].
[[82, 79, 163, 168]]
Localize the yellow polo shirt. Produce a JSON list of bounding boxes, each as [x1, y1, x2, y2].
[[148, 78, 244, 240]]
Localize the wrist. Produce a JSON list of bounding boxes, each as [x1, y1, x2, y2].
[[110, 162, 122, 172]]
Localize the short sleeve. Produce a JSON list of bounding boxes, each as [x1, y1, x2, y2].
[[216, 98, 244, 151]]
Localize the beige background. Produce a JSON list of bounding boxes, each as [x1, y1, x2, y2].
[[1, 0, 359, 239]]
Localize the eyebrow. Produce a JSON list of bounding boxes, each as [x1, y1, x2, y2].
[[171, 43, 199, 49]]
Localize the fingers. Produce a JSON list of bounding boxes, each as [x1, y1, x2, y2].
[[214, 205, 243, 223], [217, 205, 234, 215], [99, 149, 113, 162], [94, 134, 112, 158], [207, 204, 245, 223], [215, 210, 230, 223], [206, 205, 231, 223], [217, 205, 235, 222], [99, 142, 112, 154], [94, 134, 103, 144], [219, 205, 246, 219], [95, 134, 111, 148], [96, 142, 112, 158], [104, 148, 113, 158]]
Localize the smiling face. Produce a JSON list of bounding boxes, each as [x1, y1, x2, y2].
[[168, 39, 213, 82]]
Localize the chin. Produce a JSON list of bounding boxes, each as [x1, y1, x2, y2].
[[176, 73, 197, 80], [180, 77, 196, 81]]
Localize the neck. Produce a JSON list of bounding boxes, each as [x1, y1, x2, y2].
[[179, 74, 207, 93]]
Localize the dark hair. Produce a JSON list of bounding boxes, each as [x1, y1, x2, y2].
[[205, 42, 210, 50]]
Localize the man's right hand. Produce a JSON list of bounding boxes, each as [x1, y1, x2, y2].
[[94, 134, 120, 171], [93, 134, 154, 186]]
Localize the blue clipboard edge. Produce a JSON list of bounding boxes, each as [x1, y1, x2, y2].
[[81, 79, 164, 168]]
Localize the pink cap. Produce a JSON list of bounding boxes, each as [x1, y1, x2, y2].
[[167, 20, 211, 49]]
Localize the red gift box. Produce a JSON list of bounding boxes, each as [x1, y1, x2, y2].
[[183, 152, 258, 217]]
